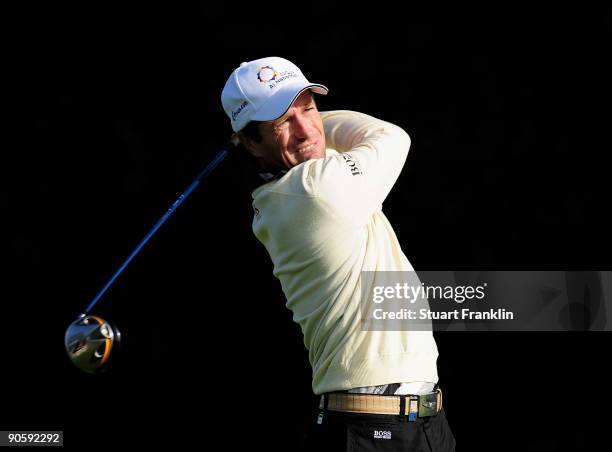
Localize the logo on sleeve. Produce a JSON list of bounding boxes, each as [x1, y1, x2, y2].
[[341, 153, 362, 175]]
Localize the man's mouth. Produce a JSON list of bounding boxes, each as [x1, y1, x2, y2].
[[295, 142, 317, 154]]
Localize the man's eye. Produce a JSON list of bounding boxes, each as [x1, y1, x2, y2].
[[274, 121, 289, 131]]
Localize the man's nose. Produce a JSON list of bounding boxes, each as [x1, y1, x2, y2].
[[292, 114, 313, 139]]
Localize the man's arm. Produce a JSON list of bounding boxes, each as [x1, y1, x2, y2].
[[304, 110, 411, 225]]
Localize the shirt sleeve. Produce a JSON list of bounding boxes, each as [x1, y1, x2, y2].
[[305, 110, 411, 226]]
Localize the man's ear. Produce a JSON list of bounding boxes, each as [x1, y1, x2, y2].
[[229, 133, 240, 147], [237, 132, 260, 157]]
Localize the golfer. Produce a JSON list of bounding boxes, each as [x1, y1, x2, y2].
[[221, 56, 456, 451]]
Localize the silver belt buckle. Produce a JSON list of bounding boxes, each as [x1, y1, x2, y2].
[[418, 392, 438, 417]]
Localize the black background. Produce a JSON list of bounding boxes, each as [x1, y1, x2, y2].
[[5, 3, 611, 450]]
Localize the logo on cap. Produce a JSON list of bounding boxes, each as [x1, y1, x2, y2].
[[231, 100, 249, 121], [257, 66, 278, 84]]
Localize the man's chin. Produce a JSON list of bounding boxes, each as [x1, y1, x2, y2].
[[297, 149, 325, 163], [285, 148, 325, 167]]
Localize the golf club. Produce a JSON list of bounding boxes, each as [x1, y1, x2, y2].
[[65, 149, 229, 373]]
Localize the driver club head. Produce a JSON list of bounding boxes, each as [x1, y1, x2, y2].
[[64, 314, 121, 373]]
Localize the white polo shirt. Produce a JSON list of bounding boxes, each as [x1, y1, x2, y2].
[[251, 110, 439, 395]]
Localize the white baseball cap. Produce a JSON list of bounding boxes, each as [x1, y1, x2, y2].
[[221, 56, 328, 132]]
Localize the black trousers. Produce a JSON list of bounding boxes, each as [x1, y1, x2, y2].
[[303, 407, 456, 451]]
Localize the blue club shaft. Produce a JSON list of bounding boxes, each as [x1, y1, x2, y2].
[[83, 149, 229, 314]]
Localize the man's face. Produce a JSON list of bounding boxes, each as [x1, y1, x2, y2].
[[240, 90, 326, 170]]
